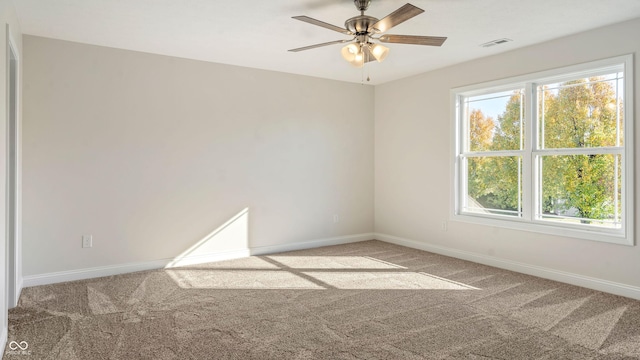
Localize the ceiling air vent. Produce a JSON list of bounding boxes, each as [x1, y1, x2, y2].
[[480, 38, 513, 48]]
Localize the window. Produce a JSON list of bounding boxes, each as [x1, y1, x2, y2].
[[452, 55, 634, 245]]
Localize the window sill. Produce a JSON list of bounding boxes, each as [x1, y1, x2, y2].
[[452, 212, 633, 246]]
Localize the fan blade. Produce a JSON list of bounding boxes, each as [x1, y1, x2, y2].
[[370, 3, 424, 33], [288, 39, 351, 52], [379, 35, 447, 46], [292, 16, 352, 35]]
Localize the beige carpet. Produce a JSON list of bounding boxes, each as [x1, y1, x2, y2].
[[4, 240, 640, 359]]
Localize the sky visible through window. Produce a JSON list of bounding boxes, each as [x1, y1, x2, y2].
[[465, 90, 516, 129]]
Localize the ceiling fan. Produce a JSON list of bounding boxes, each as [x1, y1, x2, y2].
[[289, 0, 447, 67]]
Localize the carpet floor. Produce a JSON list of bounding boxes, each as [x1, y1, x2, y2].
[[4, 240, 640, 359]]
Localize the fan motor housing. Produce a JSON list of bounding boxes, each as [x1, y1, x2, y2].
[[353, 0, 371, 11], [345, 15, 379, 34]]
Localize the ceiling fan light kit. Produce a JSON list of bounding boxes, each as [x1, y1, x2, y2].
[[289, 0, 447, 68], [340, 42, 389, 68]]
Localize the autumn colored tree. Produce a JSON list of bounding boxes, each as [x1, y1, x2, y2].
[[469, 109, 495, 151], [467, 92, 523, 213], [467, 109, 495, 201], [467, 79, 621, 223]]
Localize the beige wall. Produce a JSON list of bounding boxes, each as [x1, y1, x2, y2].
[[22, 36, 374, 276], [1, 0, 22, 346], [375, 18, 640, 287]]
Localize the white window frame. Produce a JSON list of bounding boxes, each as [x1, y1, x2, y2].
[[451, 55, 634, 246]]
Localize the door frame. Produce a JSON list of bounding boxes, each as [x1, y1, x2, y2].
[[6, 24, 20, 308]]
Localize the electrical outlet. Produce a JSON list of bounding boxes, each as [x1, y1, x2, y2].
[[441, 221, 448, 232], [333, 214, 340, 223], [82, 235, 93, 248]]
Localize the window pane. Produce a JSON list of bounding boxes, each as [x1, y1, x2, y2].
[[539, 154, 622, 228], [538, 73, 624, 149], [465, 156, 522, 217], [465, 90, 524, 151]]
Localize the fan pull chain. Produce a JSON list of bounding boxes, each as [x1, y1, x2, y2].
[[361, 65, 371, 84]]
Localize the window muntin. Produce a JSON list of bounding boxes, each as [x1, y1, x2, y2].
[[453, 56, 633, 245]]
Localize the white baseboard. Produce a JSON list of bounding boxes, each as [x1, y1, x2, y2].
[[250, 233, 374, 256], [22, 248, 251, 288], [13, 277, 23, 308], [375, 232, 640, 301], [22, 233, 374, 288], [19, 232, 640, 300], [165, 249, 252, 268]]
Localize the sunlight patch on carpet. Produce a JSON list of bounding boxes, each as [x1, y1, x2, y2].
[[551, 305, 628, 350], [166, 270, 325, 289], [302, 271, 479, 290]]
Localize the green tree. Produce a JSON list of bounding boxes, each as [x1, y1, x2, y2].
[[493, 91, 523, 151], [541, 78, 620, 222], [484, 91, 523, 212]]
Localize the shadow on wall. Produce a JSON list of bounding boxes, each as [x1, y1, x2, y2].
[[165, 207, 249, 268]]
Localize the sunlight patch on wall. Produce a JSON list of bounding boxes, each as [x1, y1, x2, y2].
[[166, 207, 249, 268]]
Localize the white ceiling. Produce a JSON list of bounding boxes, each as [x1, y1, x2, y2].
[[13, 0, 640, 85]]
